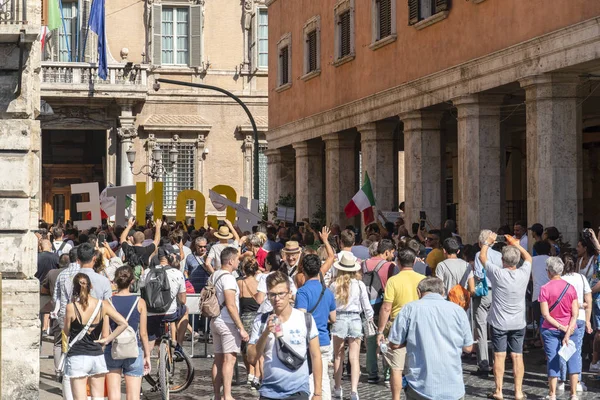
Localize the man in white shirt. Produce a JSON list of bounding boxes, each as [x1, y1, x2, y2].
[[51, 227, 73, 257], [514, 221, 528, 251], [211, 246, 248, 400], [436, 237, 472, 297], [206, 220, 240, 270]]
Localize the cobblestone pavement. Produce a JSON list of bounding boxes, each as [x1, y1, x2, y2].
[[40, 338, 600, 399]]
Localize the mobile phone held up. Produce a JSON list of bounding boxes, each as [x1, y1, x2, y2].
[[419, 211, 426, 230], [98, 233, 106, 245]]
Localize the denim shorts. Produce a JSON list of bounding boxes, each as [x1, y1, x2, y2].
[[331, 312, 362, 339], [64, 354, 108, 378], [490, 326, 525, 354], [104, 345, 144, 377]]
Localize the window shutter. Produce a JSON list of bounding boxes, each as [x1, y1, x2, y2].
[[249, 12, 256, 69], [408, 0, 419, 25], [189, 5, 202, 67], [339, 10, 351, 57], [152, 4, 162, 66], [280, 46, 289, 84], [379, 0, 392, 39], [42, 0, 48, 26], [435, 0, 450, 13], [307, 30, 317, 72]]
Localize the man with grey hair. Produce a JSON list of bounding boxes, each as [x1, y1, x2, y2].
[[480, 232, 532, 400], [387, 277, 473, 399]]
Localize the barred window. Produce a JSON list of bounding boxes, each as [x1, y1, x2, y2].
[[339, 11, 351, 58], [376, 0, 392, 40], [162, 142, 195, 213], [258, 145, 268, 208]]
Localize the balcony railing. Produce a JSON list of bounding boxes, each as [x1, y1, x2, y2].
[[0, 0, 26, 24], [41, 62, 148, 86]]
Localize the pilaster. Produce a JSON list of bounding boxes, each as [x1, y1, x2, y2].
[[293, 140, 324, 221]]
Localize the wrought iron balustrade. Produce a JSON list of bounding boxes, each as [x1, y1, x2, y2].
[[0, 0, 26, 24]]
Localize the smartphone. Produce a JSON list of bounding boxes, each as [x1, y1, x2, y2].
[[296, 221, 304, 227], [419, 211, 426, 221], [420, 219, 425, 230], [496, 235, 506, 243], [98, 233, 106, 245]]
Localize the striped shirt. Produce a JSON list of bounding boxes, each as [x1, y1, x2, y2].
[[53, 263, 81, 329], [388, 293, 473, 400]]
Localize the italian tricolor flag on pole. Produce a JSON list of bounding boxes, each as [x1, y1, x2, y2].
[[344, 172, 376, 224]]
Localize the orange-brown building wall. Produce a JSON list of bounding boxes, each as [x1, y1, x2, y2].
[[268, 0, 600, 130]]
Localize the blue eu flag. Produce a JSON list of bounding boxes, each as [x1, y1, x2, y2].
[[88, 0, 107, 80]]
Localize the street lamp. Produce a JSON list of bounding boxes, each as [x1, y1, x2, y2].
[[127, 143, 177, 180]]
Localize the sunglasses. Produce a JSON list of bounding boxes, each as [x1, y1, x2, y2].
[[267, 291, 289, 300]]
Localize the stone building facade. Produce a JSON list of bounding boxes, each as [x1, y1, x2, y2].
[[39, 0, 269, 224], [266, 0, 600, 246]]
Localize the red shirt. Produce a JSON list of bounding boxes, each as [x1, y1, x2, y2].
[[256, 247, 268, 270], [363, 257, 397, 288]]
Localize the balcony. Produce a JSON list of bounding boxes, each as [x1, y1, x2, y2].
[[41, 62, 149, 99], [0, 0, 39, 43]]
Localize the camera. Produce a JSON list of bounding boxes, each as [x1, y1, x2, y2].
[[582, 228, 593, 244]]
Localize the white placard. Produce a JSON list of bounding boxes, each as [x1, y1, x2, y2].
[[71, 182, 101, 230], [277, 206, 295, 223]]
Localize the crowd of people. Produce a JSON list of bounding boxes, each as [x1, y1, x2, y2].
[[35, 210, 600, 400]]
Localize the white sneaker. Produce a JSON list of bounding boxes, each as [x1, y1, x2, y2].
[[350, 392, 359, 400], [589, 361, 600, 372], [557, 382, 565, 393], [577, 382, 587, 392], [333, 387, 343, 399]]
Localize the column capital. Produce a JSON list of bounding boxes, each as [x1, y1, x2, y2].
[[322, 132, 356, 150], [399, 110, 443, 132], [453, 94, 505, 118], [117, 126, 137, 140], [356, 122, 377, 133], [519, 73, 580, 98], [292, 140, 323, 157], [358, 121, 396, 143]]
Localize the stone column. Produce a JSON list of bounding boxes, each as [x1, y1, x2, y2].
[[520, 74, 580, 246], [243, 134, 254, 199], [196, 134, 207, 193], [399, 110, 444, 230], [293, 140, 324, 221], [0, 2, 42, 397], [118, 105, 137, 187], [454, 94, 504, 244], [323, 132, 358, 226], [265, 147, 295, 216], [358, 121, 397, 212]]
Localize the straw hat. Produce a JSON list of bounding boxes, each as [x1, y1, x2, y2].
[[333, 252, 361, 272], [281, 241, 301, 254], [214, 226, 233, 240]]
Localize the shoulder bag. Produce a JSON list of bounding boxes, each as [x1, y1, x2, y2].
[[111, 297, 141, 360], [358, 282, 377, 337]]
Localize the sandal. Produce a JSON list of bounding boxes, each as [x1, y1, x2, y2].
[[486, 394, 503, 400]]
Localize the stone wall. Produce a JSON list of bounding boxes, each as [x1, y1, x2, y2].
[[0, 1, 42, 398]]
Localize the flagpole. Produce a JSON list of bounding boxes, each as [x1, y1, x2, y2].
[[58, 0, 71, 62], [74, 0, 80, 61]]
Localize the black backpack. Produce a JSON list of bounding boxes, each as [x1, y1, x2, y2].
[[141, 266, 174, 313], [361, 259, 388, 306]]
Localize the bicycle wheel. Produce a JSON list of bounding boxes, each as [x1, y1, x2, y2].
[[159, 340, 170, 400], [169, 344, 195, 393]]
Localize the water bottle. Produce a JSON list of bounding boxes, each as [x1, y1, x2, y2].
[[379, 341, 388, 354], [273, 316, 283, 338]]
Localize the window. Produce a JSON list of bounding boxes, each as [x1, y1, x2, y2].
[[153, 4, 201, 67], [408, 0, 450, 27], [162, 142, 195, 213], [161, 7, 189, 65], [334, 0, 355, 64], [302, 15, 321, 79], [257, 9, 269, 69], [58, 2, 78, 62], [276, 33, 292, 90], [371, 0, 396, 49]]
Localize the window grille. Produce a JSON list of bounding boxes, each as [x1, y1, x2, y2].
[[339, 10, 351, 58], [280, 45, 289, 85], [377, 0, 392, 40], [307, 30, 318, 72], [162, 142, 195, 213], [258, 145, 268, 208]]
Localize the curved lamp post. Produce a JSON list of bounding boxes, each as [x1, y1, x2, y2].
[[153, 78, 260, 200]]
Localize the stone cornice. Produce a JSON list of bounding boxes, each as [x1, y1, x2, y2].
[[266, 17, 600, 149]]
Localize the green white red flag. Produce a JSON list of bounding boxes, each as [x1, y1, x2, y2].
[[344, 172, 376, 224]]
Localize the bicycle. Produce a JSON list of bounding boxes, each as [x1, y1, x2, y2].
[[144, 321, 195, 399]]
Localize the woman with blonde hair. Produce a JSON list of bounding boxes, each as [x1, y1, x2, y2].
[[330, 253, 373, 400]]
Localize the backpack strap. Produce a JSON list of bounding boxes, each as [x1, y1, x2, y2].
[[373, 259, 388, 274], [361, 260, 368, 274], [212, 272, 231, 310], [58, 241, 67, 252]]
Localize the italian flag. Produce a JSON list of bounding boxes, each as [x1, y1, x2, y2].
[[344, 172, 376, 224]]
